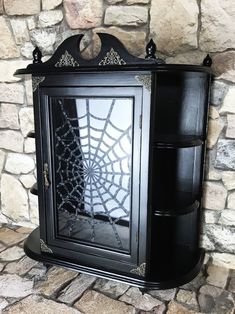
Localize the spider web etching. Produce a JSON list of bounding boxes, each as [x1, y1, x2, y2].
[[54, 98, 133, 251]]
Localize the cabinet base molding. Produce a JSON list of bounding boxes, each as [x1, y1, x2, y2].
[[24, 228, 205, 290]]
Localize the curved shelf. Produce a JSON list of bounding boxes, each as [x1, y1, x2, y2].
[[24, 227, 205, 289], [153, 135, 203, 148], [30, 183, 38, 195], [153, 200, 200, 217], [27, 131, 35, 138], [152, 190, 200, 215]]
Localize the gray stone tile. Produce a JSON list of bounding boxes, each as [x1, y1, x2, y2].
[[58, 273, 96, 305], [176, 289, 199, 311], [215, 139, 235, 170], [0, 263, 5, 272], [198, 284, 235, 313], [210, 80, 229, 106], [180, 271, 206, 291], [74, 290, 135, 314], [2, 294, 82, 314], [0, 243, 6, 253], [139, 305, 166, 314], [148, 288, 176, 301], [0, 274, 33, 298], [0, 228, 27, 246], [93, 278, 129, 299], [0, 246, 25, 262], [0, 297, 8, 312], [36, 266, 77, 297], [26, 265, 47, 282], [167, 301, 198, 313], [15, 227, 33, 234], [206, 264, 229, 289], [119, 287, 164, 311], [228, 271, 235, 293], [198, 293, 215, 313], [4, 256, 38, 275]]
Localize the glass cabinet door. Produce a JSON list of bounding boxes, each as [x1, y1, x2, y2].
[[51, 97, 133, 253], [40, 84, 143, 265]]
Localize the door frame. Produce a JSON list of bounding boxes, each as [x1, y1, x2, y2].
[[34, 72, 151, 273]]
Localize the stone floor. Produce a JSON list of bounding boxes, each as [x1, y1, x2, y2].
[[0, 225, 234, 314]]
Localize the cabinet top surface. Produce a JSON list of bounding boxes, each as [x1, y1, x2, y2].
[[14, 33, 212, 76]]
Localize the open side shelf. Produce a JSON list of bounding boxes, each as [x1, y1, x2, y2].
[[153, 135, 204, 148], [150, 145, 202, 216], [154, 199, 200, 216], [149, 208, 203, 282]]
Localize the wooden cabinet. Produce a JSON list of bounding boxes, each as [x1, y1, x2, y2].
[[15, 33, 211, 289]]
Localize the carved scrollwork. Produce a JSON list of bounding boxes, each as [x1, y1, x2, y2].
[[32, 76, 45, 92], [135, 75, 152, 92], [99, 48, 126, 66], [55, 50, 79, 67], [130, 263, 146, 277], [40, 239, 53, 253]]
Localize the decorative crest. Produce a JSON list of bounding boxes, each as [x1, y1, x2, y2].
[[55, 50, 79, 67], [99, 48, 126, 66], [15, 33, 170, 76], [32, 76, 45, 92], [40, 239, 53, 253], [135, 75, 152, 92], [130, 263, 146, 277]]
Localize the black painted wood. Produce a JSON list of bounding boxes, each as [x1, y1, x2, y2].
[[15, 33, 211, 289], [14, 33, 211, 76], [203, 54, 212, 67], [145, 39, 157, 60], [27, 131, 35, 138], [39, 82, 143, 269], [153, 135, 203, 148], [25, 227, 205, 289], [30, 183, 38, 195]]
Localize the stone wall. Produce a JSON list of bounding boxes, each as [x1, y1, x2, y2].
[[0, 0, 234, 268]]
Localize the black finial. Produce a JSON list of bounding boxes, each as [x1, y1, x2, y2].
[[203, 54, 212, 67], [33, 46, 42, 64], [145, 39, 156, 59]]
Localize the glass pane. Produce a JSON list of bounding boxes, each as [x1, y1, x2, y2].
[[50, 97, 133, 252]]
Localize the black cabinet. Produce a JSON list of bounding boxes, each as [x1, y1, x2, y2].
[[15, 34, 211, 289], [37, 74, 148, 275]]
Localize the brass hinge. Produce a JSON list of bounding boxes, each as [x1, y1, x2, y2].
[[139, 114, 142, 129], [43, 162, 50, 189]]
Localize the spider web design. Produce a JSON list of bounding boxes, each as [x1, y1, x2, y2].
[[54, 98, 133, 251]]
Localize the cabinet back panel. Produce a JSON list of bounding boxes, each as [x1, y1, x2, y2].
[[150, 146, 202, 213], [153, 72, 209, 137]]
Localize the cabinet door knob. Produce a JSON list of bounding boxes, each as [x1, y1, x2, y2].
[[43, 163, 50, 189]]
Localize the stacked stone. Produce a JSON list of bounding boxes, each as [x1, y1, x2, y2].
[[202, 80, 235, 270], [0, 226, 234, 313], [0, 0, 65, 228], [0, 0, 234, 268]]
